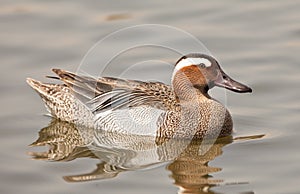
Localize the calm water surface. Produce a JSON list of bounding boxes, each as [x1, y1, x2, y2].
[[1, 1, 300, 194]]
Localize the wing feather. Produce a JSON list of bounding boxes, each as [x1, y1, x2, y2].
[[51, 69, 178, 114]]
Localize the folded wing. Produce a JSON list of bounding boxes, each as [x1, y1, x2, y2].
[[51, 69, 178, 115]]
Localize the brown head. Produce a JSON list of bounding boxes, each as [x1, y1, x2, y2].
[[172, 53, 252, 100]]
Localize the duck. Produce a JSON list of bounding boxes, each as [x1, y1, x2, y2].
[[27, 53, 252, 141]]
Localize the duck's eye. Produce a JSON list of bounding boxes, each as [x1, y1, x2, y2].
[[194, 58, 211, 68], [199, 63, 207, 68]]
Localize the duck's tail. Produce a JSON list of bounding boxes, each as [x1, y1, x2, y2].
[[26, 78, 55, 97], [26, 77, 70, 119], [26, 77, 93, 126]]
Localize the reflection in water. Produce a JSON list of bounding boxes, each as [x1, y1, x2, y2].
[[29, 119, 261, 194]]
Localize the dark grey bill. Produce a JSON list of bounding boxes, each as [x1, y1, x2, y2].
[[214, 70, 252, 93]]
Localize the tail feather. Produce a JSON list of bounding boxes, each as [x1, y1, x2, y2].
[[26, 77, 70, 118], [26, 78, 52, 96], [26, 78, 55, 116], [26, 76, 93, 126]]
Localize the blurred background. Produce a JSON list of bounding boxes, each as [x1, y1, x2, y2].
[[0, 1, 300, 194]]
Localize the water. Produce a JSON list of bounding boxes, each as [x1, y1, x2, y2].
[[1, 1, 300, 193]]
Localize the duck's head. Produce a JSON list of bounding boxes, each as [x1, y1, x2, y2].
[[172, 53, 252, 96]]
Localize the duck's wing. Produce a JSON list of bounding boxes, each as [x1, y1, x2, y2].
[[52, 69, 178, 114]]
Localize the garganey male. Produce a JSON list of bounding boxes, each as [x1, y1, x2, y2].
[[27, 53, 252, 140]]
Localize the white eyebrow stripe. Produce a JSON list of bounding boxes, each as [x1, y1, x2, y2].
[[175, 58, 211, 70]]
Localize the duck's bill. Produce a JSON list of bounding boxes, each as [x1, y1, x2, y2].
[[214, 71, 252, 93]]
